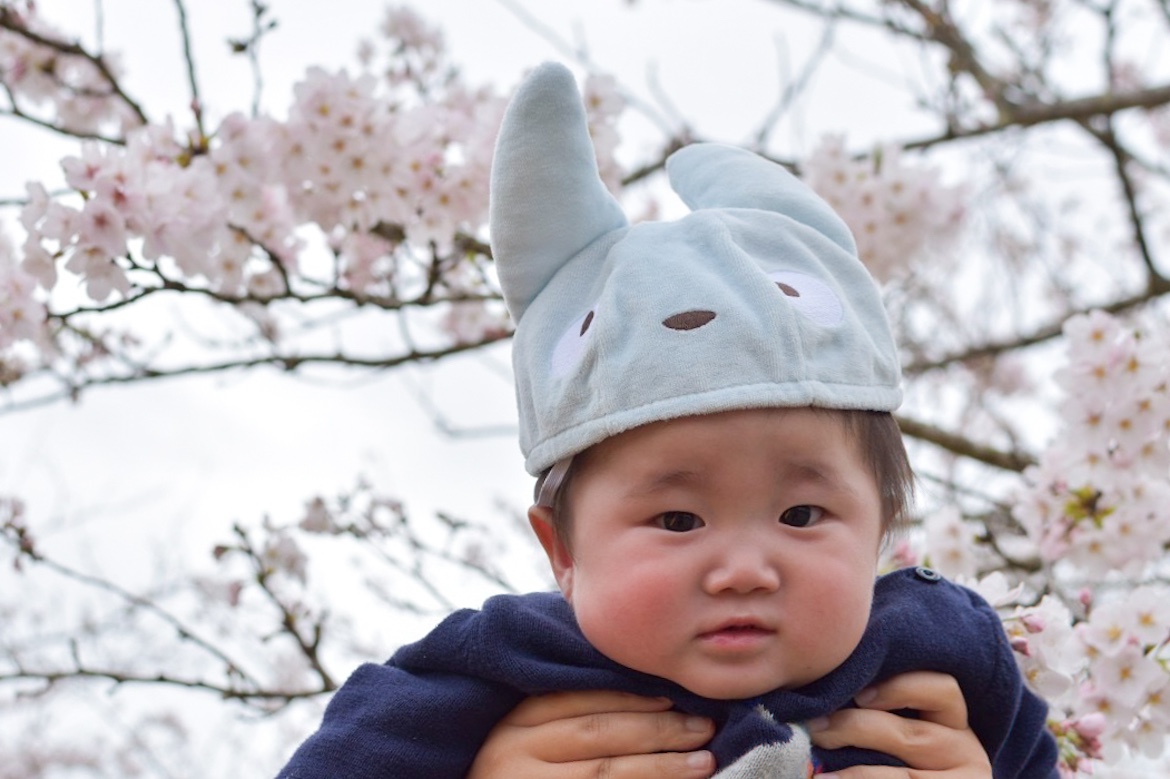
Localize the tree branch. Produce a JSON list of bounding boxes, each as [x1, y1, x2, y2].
[[171, 0, 205, 143], [0, 331, 515, 415], [905, 82, 1170, 150], [229, 524, 335, 691], [0, 86, 125, 145], [0, 527, 261, 690], [0, 5, 149, 126], [1079, 115, 1168, 290], [896, 413, 1036, 472], [0, 667, 325, 705], [903, 286, 1170, 375]]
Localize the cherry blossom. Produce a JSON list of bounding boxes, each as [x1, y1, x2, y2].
[[921, 505, 982, 579], [0, 231, 46, 350], [0, 4, 139, 134], [800, 136, 965, 282]]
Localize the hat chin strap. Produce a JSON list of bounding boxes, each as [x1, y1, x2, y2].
[[535, 457, 574, 508]]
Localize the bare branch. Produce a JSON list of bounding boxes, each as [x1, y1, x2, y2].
[[0, 83, 124, 144], [0, 527, 262, 689], [0, 5, 149, 126], [905, 82, 1170, 150], [228, 0, 279, 117], [762, 0, 928, 42], [0, 667, 325, 705], [1078, 116, 1167, 290], [229, 524, 335, 691], [903, 286, 1170, 375], [896, 413, 1036, 473], [171, 0, 205, 142], [0, 331, 514, 415], [753, 22, 837, 149]]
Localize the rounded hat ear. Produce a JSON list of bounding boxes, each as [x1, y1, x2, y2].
[[490, 62, 629, 323], [665, 143, 857, 256]]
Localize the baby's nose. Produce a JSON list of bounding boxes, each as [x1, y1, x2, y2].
[[702, 546, 781, 594]]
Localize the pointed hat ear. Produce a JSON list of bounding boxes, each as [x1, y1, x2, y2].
[[490, 63, 628, 323], [666, 143, 857, 255]]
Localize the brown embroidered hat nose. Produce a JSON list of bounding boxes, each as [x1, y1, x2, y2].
[[662, 310, 716, 331]]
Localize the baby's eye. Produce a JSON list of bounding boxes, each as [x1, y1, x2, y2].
[[656, 512, 704, 533], [779, 505, 824, 528]]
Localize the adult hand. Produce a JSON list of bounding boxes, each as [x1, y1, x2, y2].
[[467, 690, 716, 779], [808, 671, 992, 778]]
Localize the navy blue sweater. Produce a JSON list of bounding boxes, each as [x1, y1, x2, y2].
[[277, 568, 1058, 777]]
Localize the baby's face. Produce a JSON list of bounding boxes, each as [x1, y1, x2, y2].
[[541, 407, 883, 699]]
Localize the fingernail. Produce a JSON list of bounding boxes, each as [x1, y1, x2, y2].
[[855, 687, 878, 706], [807, 716, 830, 732], [686, 750, 714, 769], [686, 715, 712, 732]]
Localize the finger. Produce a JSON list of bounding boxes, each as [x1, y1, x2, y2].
[[821, 767, 918, 779], [566, 750, 716, 779], [825, 765, 988, 779], [853, 671, 968, 731], [822, 767, 912, 779], [523, 708, 715, 762], [504, 691, 674, 727], [808, 709, 987, 772], [471, 744, 715, 779]]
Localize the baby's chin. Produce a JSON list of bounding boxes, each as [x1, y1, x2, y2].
[[654, 661, 847, 699], [672, 676, 800, 700]]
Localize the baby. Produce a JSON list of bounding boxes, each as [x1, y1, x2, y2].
[[275, 62, 1057, 778]]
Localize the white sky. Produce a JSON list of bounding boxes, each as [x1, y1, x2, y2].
[[0, 0, 936, 585], [1, 1, 1164, 775]]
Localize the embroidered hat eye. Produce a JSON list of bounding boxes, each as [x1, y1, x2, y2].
[[662, 310, 716, 331], [767, 270, 844, 327], [551, 306, 598, 377]]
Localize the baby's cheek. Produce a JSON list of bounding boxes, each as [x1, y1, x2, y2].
[[798, 573, 873, 660], [572, 571, 682, 671]]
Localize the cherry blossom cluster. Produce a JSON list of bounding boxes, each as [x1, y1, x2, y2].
[[0, 230, 44, 354], [907, 310, 1170, 772], [0, 2, 139, 135], [908, 524, 1167, 773], [3, 5, 629, 364], [800, 136, 965, 282], [1014, 310, 1170, 575], [1071, 586, 1170, 762], [989, 578, 1170, 771], [21, 124, 240, 302]]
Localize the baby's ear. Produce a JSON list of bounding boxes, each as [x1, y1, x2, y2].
[[528, 505, 575, 600]]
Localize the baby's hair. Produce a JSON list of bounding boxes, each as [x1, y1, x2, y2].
[[534, 409, 914, 552]]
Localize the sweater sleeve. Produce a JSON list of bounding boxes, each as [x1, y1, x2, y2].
[[274, 592, 627, 779], [273, 660, 523, 779], [810, 570, 1060, 776]]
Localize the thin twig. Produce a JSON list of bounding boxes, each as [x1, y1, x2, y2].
[[1079, 116, 1167, 291], [0, 86, 125, 146], [0, 534, 261, 689], [0, 667, 324, 704], [247, 0, 266, 116], [231, 525, 335, 690], [171, 0, 205, 142], [753, 22, 836, 149]]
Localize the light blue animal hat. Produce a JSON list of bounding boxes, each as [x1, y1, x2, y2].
[[490, 62, 901, 478]]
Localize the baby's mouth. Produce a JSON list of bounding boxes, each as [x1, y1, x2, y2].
[[698, 619, 775, 645]]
